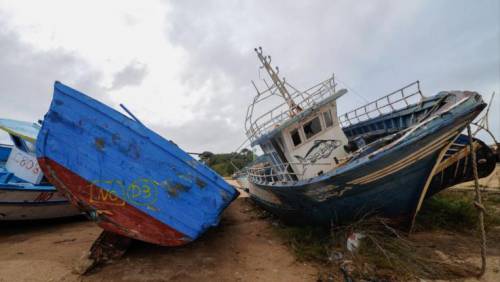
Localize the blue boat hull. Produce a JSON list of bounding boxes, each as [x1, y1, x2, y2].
[[250, 151, 439, 225], [36, 82, 239, 246], [248, 92, 487, 225]]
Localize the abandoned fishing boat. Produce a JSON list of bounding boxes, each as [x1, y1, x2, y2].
[[0, 119, 80, 220], [36, 82, 239, 246], [243, 47, 496, 225]]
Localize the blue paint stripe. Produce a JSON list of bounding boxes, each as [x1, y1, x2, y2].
[[0, 185, 56, 192]]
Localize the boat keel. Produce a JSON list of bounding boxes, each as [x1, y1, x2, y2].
[[76, 230, 132, 275]]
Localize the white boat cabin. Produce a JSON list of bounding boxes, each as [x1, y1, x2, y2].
[[257, 96, 349, 180], [245, 47, 350, 182], [0, 119, 44, 184]]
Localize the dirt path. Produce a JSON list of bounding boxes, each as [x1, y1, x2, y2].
[[1, 172, 499, 282], [0, 198, 317, 282]]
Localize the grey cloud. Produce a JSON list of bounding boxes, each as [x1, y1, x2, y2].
[[163, 0, 499, 152], [0, 17, 106, 123], [151, 117, 242, 154], [110, 61, 148, 91]]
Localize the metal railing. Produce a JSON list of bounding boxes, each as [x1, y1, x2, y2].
[[247, 161, 332, 183], [247, 162, 299, 183], [339, 81, 424, 128], [245, 75, 339, 143]]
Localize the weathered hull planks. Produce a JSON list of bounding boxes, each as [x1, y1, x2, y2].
[[0, 186, 79, 220], [38, 157, 188, 246], [36, 82, 239, 246], [249, 144, 441, 225], [248, 91, 490, 225]]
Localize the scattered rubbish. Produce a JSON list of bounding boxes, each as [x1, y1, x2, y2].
[[0, 119, 80, 220], [346, 232, 365, 252], [242, 47, 496, 226], [340, 260, 354, 282], [328, 251, 343, 262]]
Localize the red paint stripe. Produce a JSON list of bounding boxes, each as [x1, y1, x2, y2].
[[38, 157, 190, 246]]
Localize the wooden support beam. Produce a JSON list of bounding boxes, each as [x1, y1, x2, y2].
[[409, 140, 455, 234], [434, 141, 479, 173]]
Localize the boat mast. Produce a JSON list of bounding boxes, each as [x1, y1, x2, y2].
[[255, 47, 301, 116]]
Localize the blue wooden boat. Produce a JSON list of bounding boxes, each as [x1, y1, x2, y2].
[[36, 82, 239, 246], [243, 48, 496, 225], [0, 119, 80, 220]]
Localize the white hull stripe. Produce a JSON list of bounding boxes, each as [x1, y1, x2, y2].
[[351, 135, 452, 185], [348, 121, 466, 185]]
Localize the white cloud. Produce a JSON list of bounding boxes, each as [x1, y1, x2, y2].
[[0, 0, 498, 153]]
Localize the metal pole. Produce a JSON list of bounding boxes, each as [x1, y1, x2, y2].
[[120, 104, 145, 127]]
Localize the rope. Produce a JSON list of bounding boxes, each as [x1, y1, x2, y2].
[[467, 125, 487, 277]]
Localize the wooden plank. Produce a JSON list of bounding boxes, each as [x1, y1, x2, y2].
[[409, 140, 455, 234], [435, 142, 479, 173]]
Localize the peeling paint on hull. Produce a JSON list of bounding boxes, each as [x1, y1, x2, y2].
[[248, 92, 491, 225], [38, 157, 189, 246], [36, 82, 239, 246]]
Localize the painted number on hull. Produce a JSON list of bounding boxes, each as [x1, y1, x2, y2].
[[89, 180, 126, 206], [126, 179, 158, 206], [88, 179, 158, 207], [6, 147, 44, 184]]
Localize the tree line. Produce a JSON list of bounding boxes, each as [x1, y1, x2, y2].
[[199, 149, 255, 177]]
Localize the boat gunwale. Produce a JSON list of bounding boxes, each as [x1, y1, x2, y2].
[[247, 92, 485, 190], [50, 82, 234, 194], [0, 184, 56, 191], [0, 200, 69, 206]]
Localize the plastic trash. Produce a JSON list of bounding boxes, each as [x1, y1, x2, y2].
[[346, 232, 365, 252]]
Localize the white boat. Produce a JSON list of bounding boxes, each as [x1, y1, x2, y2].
[[0, 119, 80, 220]]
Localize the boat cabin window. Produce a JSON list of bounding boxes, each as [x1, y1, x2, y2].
[[303, 116, 322, 139], [290, 129, 302, 146], [323, 110, 333, 128]]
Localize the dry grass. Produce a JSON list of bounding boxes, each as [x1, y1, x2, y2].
[[271, 190, 500, 281], [416, 191, 500, 232]]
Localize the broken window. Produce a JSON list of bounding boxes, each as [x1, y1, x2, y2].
[[303, 116, 322, 139], [290, 129, 302, 146], [323, 110, 333, 128]]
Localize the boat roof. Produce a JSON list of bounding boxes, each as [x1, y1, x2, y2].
[[251, 88, 347, 146], [0, 119, 39, 143]]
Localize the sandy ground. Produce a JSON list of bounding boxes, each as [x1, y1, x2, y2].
[[0, 197, 317, 282], [1, 169, 499, 281]]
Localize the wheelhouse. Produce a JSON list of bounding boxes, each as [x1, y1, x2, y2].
[[245, 48, 350, 181], [245, 48, 426, 184]]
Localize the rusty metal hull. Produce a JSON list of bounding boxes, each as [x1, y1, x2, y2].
[[36, 81, 239, 246]]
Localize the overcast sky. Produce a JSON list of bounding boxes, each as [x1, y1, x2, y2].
[[0, 0, 498, 152]]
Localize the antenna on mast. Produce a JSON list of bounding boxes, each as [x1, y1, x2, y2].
[[254, 47, 302, 116]]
